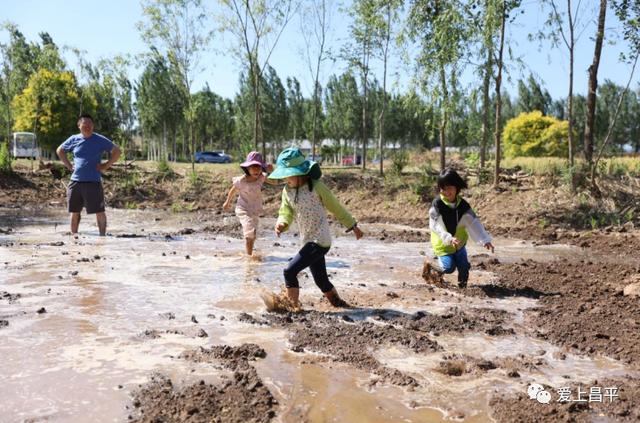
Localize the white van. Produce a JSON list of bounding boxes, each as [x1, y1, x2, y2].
[[11, 132, 39, 158]]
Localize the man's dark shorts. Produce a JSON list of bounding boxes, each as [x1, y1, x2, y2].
[[67, 181, 105, 214]]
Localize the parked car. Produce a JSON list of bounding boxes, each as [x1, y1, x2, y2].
[[195, 151, 232, 163], [308, 154, 322, 164], [341, 155, 361, 166]]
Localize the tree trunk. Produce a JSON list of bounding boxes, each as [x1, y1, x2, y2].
[[481, 46, 492, 169], [584, 0, 607, 165], [172, 126, 177, 162], [493, 0, 506, 189], [190, 122, 195, 173], [361, 76, 368, 171], [590, 53, 638, 192], [361, 38, 370, 171], [566, 0, 576, 192], [439, 64, 448, 171], [378, 4, 391, 177], [311, 82, 319, 157], [251, 62, 260, 151], [163, 120, 167, 161]]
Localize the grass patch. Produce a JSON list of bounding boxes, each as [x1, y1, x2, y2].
[[501, 156, 640, 177]]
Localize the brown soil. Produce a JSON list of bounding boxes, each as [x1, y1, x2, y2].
[[466, 254, 640, 366], [2, 161, 638, 239], [129, 344, 276, 423], [3, 162, 640, 422], [490, 377, 640, 422]]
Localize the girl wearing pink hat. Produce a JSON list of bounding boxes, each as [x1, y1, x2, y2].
[[223, 151, 276, 256]]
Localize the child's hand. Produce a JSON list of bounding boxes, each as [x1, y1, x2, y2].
[[275, 222, 287, 237], [222, 201, 231, 212], [353, 226, 363, 240], [484, 242, 495, 253], [451, 237, 461, 248]]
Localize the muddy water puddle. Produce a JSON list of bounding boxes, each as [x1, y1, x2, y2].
[[0, 209, 635, 422]]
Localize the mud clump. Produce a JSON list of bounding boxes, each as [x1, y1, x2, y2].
[[468, 259, 640, 365], [1, 291, 21, 303], [0, 319, 8, 328], [437, 359, 467, 376], [158, 312, 175, 320], [237, 312, 266, 325], [435, 354, 499, 377], [180, 344, 267, 371], [131, 344, 275, 422], [129, 371, 276, 423], [266, 311, 439, 387], [137, 329, 186, 340], [391, 308, 514, 336]]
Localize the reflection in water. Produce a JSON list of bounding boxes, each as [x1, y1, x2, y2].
[[0, 208, 633, 423]]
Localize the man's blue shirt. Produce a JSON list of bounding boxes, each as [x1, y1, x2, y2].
[[60, 133, 115, 182]]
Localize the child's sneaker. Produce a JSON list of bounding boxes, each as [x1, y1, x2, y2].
[[422, 259, 445, 286]]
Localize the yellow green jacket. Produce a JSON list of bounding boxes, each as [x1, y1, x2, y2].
[[429, 194, 492, 256]]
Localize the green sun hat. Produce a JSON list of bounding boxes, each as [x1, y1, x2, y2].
[[268, 147, 322, 179]]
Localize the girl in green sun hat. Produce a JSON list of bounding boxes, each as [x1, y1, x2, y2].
[[267, 147, 363, 310]]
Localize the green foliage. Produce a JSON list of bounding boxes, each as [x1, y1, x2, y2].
[[170, 202, 184, 213], [411, 165, 436, 202], [0, 142, 12, 174], [464, 152, 480, 169], [391, 150, 409, 174], [12, 69, 80, 153], [118, 170, 141, 195], [187, 169, 203, 190], [516, 74, 552, 115], [607, 160, 628, 177], [560, 162, 589, 188], [538, 217, 549, 229], [324, 72, 361, 142], [502, 111, 570, 158], [156, 158, 175, 180]]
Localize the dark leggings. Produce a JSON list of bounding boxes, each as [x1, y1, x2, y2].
[[284, 242, 333, 293]]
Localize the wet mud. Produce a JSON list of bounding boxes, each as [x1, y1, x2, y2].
[[265, 310, 440, 387], [130, 366, 275, 423], [464, 258, 640, 366], [490, 376, 640, 422], [2, 206, 640, 422]]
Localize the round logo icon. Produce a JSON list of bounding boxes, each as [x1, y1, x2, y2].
[[536, 390, 552, 404], [527, 383, 544, 399]]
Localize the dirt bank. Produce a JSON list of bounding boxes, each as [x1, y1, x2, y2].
[[2, 161, 638, 241]]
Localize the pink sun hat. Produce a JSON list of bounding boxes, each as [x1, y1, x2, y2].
[[240, 151, 267, 171]]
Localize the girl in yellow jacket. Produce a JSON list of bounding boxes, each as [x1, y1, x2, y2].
[[425, 168, 494, 288]]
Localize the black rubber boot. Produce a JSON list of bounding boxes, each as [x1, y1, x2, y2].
[[457, 264, 470, 288]]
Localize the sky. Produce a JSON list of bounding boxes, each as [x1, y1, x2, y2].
[[2, 0, 636, 102]]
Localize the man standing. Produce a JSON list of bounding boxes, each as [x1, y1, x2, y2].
[[56, 114, 121, 236]]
